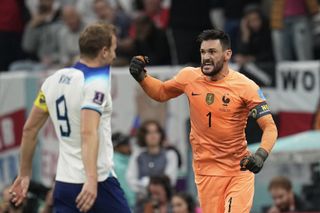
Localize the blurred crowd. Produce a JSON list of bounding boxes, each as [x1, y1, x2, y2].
[[0, 0, 319, 72], [1, 119, 320, 213], [1, 0, 320, 212], [0, 120, 199, 213]]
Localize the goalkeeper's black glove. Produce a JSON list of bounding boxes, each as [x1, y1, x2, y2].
[[240, 147, 268, 174], [129, 56, 149, 82]]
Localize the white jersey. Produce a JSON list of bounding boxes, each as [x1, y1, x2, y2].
[[38, 62, 113, 183]]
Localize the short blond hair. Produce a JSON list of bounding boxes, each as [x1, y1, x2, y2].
[[79, 22, 116, 59]]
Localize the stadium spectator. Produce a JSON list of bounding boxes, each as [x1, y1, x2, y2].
[[267, 176, 314, 212], [235, 5, 274, 66], [130, 15, 171, 65], [140, 176, 173, 213], [140, 0, 170, 30], [112, 132, 136, 208], [93, 0, 132, 65], [126, 120, 178, 206], [57, 5, 85, 66], [1, 181, 52, 213], [12, 0, 61, 71], [223, 0, 261, 55], [171, 192, 198, 213], [314, 12, 320, 59], [168, 0, 212, 65], [115, 0, 135, 15], [93, 0, 131, 39], [0, 185, 25, 213], [76, 0, 96, 23], [0, 0, 28, 72], [25, 0, 61, 15], [209, 0, 224, 30], [270, 0, 319, 61], [0, 186, 27, 213], [76, 0, 126, 24]]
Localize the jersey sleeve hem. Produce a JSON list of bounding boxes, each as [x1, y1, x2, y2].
[[81, 106, 102, 115]]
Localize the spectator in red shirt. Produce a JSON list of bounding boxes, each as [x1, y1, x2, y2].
[[0, 0, 28, 71]]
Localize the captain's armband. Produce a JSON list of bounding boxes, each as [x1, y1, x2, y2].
[[34, 90, 48, 112], [250, 102, 271, 119]]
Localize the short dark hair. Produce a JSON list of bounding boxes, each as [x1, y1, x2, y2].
[[112, 132, 130, 148], [197, 29, 231, 50], [79, 22, 116, 59], [149, 175, 172, 200], [268, 176, 292, 192], [173, 192, 196, 213]]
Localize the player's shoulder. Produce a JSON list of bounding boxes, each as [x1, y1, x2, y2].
[[72, 62, 110, 83], [230, 69, 259, 89], [175, 66, 202, 82], [42, 67, 83, 89], [178, 66, 202, 76]]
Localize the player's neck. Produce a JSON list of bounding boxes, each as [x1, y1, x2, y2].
[[208, 65, 229, 81], [79, 57, 106, 68]]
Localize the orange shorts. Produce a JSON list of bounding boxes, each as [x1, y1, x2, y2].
[[195, 171, 254, 213]]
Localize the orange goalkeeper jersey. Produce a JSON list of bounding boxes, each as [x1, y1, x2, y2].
[[141, 67, 269, 176]]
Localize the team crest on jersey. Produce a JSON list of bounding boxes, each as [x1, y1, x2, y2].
[[205, 93, 214, 105], [222, 94, 230, 106], [93, 91, 105, 105]]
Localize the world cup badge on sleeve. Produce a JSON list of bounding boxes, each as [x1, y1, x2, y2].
[[258, 89, 266, 100], [93, 91, 105, 105]]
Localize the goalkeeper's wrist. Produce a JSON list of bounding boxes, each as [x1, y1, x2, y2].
[[137, 71, 147, 82], [255, 147, 268, 162]]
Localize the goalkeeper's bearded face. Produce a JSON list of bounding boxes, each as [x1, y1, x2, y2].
[[200, 40, 228, 77]]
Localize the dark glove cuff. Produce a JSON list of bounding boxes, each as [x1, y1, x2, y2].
[[255, 147, 268, 162], [136, 70, 146, 82]]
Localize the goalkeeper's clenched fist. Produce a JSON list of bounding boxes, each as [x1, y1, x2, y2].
[[240, 147, 269, 174], [129, 56, 149, 82]]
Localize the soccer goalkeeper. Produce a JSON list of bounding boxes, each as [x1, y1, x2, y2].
[[129, 29, 278, 213]]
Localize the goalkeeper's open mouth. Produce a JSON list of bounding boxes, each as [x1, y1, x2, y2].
[[201, 61, 214, 73]]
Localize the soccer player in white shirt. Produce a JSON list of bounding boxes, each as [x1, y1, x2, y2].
[[9, 23, 131, 213]]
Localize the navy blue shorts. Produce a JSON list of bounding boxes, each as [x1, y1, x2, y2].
[[53, 177, 131, 213]]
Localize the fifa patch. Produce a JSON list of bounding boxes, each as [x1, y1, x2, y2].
[[258, 89, 266, 100], [93, 91, 105, 105], [251, 102, 271, 119]]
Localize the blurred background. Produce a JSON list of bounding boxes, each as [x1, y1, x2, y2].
[[0, 0, 320, 212]]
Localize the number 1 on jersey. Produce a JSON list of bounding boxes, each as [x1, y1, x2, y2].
[[56, 95, 71, 137], [206, 112, 212, 128]]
